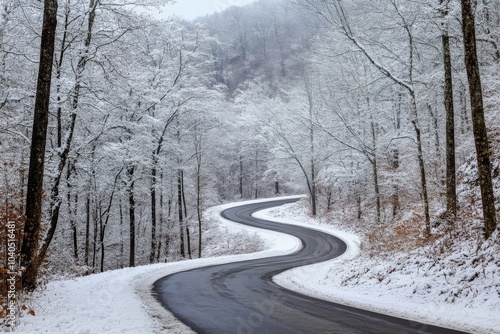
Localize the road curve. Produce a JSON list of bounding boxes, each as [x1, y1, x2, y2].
[[153, 198, 469, 334]]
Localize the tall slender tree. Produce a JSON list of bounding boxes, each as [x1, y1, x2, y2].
[[20, 0, 59, 291], [460, 0, 497, 239], [440, 0, 457, 218]]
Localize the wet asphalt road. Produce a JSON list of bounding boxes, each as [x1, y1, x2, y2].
[[153, 198, 470, 334]]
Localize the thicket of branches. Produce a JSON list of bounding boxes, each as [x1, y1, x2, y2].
[[199, 0, 499, 236]]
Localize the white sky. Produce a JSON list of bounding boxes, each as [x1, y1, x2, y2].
[[151, 0, 257, 20]]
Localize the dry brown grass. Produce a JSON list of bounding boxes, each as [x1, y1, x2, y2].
[[364, 213, 435, 257]]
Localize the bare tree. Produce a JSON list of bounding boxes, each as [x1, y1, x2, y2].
[[98, 168, 122, 272], [460, 0, 497, 239], [193, 125, 204, 258], [20, 0, 58, 291], [262, 82, 320, 216], [301, 0, 431, 233], [439, 0, 457, 219], [126, 165, 136, 267]]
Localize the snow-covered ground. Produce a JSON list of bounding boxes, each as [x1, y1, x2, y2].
[[12, 196, 499, 333], [13, 196, 301, 333]]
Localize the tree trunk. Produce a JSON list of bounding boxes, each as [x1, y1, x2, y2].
[[127, 165, 136, 267], [70, 193, 78, 260], [307, 81, 317, 216], [119, 199, 124, 267], [392, 148, 399, 217], [370, 111, 381, 223], [461, 0, 497, 239], [197, 168, 202, 258], [186, 226, 192, 260], [326, 189, 332, 211], [156, 172, 164, 262], [99, 215, 105, 272], [356, 192, 362, 220], [409, 97, 432, 235], [178, 169, 185, 258], [427, 104, 442, 162], [392, 93, 402, 217], [195, 135, 203, 258], [165, 198, 172, 261], [239, 154, 244, 197], [150, 163, 157, 263], [440, 1, 457, 218], [181, 170, 192, 259], [85, 194, 90, 266], [92, 204, 98, 269], [20, 0, 58, 291], [372, 157, 381, 223], [67, 161, 78, 260], [412, 113, 431, 236], [310, 158, 317, 216], [459, 88, 469, 135], [254, 150, 259, 199], [54, 0, 72, 149], [98, 169, 121, 273]]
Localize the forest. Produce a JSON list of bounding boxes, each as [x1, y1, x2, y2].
[[0, 0, 499, 317]]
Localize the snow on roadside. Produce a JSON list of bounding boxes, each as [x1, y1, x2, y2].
[[14, 196, 302, 334], [257, 201, 500, 334], [14, 195, 497, 334]]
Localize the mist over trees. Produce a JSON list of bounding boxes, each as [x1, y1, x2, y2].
[[0, 0, 498, 292]]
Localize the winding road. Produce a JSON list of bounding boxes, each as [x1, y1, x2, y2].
[[153, 198, 469, 334]]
